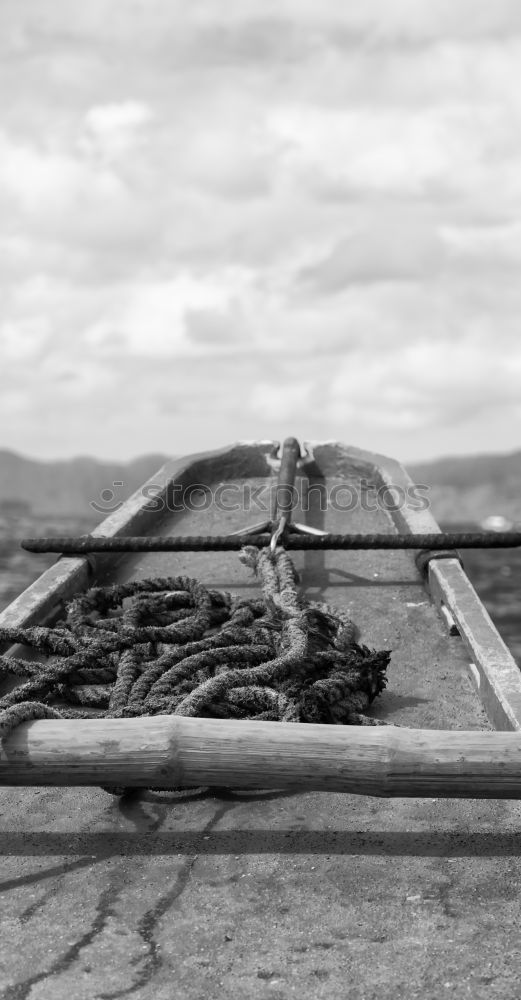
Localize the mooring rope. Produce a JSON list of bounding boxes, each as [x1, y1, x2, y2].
[[0, 546, 391, 794]]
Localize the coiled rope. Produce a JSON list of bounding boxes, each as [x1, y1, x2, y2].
[[0, 546, 391, 793]]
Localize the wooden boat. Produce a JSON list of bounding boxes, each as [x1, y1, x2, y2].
[[2, 437, 521, 792], [1, 439, 521, 996]]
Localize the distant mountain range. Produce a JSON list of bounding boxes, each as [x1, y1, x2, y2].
[[0, 450, 168, 518], [0, 446, 519, 523], [408, 449, 521, 524]]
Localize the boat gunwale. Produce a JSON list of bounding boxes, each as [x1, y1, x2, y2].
[[364, 442, 521, 732]]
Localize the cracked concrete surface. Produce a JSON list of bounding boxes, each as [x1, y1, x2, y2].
[[3, 778, 521, 999], [2, 480, 521, 999]]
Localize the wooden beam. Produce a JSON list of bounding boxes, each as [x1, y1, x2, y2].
[[428, 559, 521, 732], [2, 717, 521, 797], [363, 442, 521, 733]]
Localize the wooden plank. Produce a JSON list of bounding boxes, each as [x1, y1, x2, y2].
[[334, 442, 521, 732], [3, 716, 521, 797], [428, 560, 521, 732], [0, 558, 91, 637]]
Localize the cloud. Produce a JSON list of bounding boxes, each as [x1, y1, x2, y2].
[[83, 269, 255, 358], [443, 222, 521, 273], [260, 1, 521, 42], [79, 100, 154, 161], [249, 380, 316, 423], [175, 119, 276, 199], [326, 337, 521, 431], [268, 100, 521, 206], [0, 317, 49, 362], [2, 1, 521, 462], [0, 129, 160, 253], [184, 303, 247, 345], [8, 1, 521, 49], [296, 215, 446, 291]]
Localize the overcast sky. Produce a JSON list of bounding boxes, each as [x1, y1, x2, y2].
[[1, 0, 521, 463]]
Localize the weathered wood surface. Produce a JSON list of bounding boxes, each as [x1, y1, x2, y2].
[[367, 442, 521, 732], [3, 716, 521, 797]]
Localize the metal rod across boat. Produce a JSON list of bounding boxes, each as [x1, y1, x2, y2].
[[20, 532, 521, 553]]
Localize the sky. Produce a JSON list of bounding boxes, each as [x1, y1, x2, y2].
[[1, 0, 521, 464]]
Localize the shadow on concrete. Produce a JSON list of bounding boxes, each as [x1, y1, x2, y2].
[[0, 829, 520, 858]]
